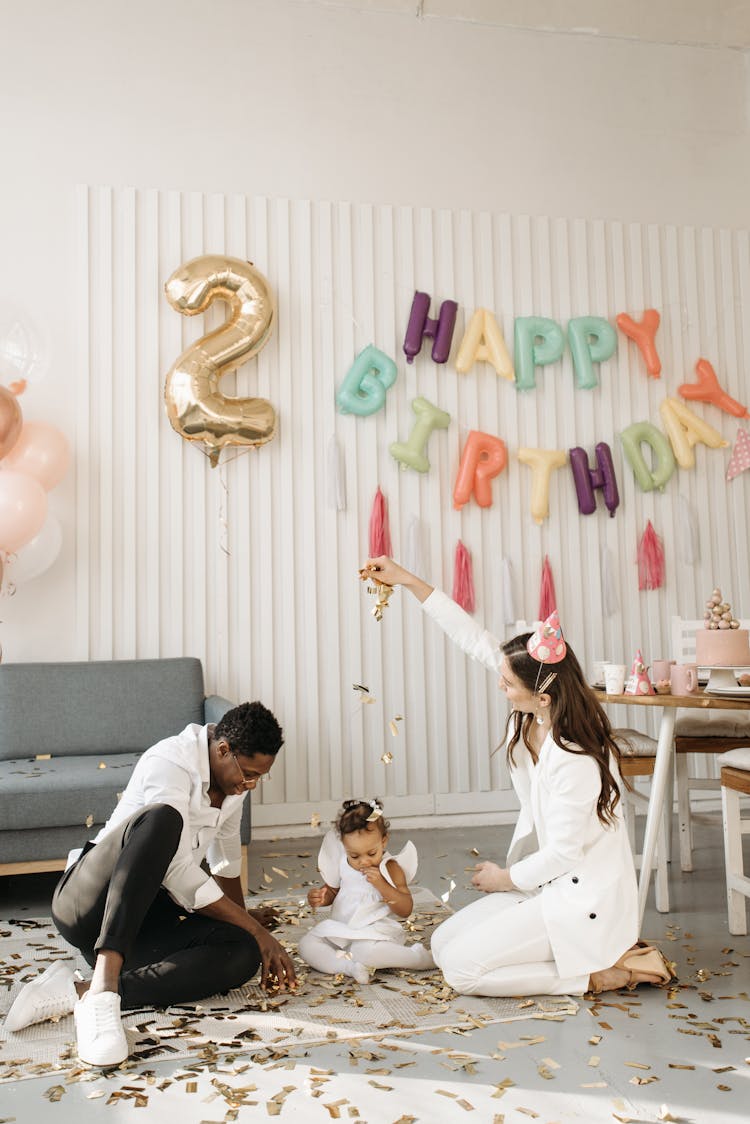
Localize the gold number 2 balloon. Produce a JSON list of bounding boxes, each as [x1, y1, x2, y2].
[[164, 254, 276, 466]]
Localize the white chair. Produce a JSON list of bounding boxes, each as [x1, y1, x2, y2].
[[614, 728, 669, 912], [670, 616, 750, 871], [719, 748, 750, 934]]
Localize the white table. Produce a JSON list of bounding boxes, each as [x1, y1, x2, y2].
[[598, 688, 750, 924]]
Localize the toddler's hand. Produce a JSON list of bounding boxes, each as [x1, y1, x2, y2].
[[308, 885, 335, 910], [361, 868, 386, 886]]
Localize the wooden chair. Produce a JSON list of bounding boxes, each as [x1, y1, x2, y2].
[[614, 728, 669, 912], [670, 616, 750, 871], [719, 748, 750, 934]]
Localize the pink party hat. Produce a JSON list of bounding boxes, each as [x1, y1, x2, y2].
[[726, 427, 750, 481], [527, 610, 567, 664], [625, 648, 655, 695]]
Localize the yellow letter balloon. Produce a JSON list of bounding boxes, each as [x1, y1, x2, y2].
[[164, 255, 276, 466], [517, 447, 567, 524]]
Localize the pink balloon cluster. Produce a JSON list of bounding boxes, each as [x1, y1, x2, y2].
[[0, 385, 70, 589]]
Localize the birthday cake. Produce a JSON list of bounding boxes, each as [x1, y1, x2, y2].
[[695, 588, 750, 667]]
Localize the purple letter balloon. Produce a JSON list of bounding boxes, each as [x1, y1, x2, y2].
[[569, 443, 619, 517], [403, 291, 457, 365]]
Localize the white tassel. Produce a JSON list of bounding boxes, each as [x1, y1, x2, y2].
[[676, 494, 699, 564], [501, 557, 515, 624], [601, 545, 619, 617], [404, 515, 423, 575], [327, 435, 346, 511]]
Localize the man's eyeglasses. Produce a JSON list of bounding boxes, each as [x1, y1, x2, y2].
[[230, 753, 269, 789]]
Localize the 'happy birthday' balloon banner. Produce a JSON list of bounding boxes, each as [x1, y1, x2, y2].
[[335, 292, 748, 524]]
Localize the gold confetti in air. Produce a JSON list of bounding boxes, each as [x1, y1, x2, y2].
[[380, 752, 394, 765], [98, 762, 107, 770], [85, 814, 94, 828], [389, 716, 403, 737], [310, 813, 321, 829], [353, 683, 376, 705], [359, 566, 394, 622]]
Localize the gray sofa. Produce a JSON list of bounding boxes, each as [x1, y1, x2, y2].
[[0, 657, 247, 880]]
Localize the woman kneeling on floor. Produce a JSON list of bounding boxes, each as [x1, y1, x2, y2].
[[362, 557, 674, 999]]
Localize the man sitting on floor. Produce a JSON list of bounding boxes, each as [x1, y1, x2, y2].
[[5, 701, 296, 1067]]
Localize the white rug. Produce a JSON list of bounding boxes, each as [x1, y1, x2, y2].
[[0, 893, 577, 1082]]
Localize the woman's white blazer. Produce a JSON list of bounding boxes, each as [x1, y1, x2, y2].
[[421, 589, 638, 977]]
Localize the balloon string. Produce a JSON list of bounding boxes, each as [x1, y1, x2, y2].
[[218, 464, 229, 558]]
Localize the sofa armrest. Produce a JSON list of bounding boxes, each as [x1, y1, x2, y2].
[[204, 693, 235, 725]]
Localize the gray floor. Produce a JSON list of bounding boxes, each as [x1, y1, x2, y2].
[[1, 818, 748, 1123]]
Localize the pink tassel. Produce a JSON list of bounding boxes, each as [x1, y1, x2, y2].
[[538, 555, 557, 620], [452, 540, 475, 612], [368, 486, 392, 557], [637, 520, 665, 590]]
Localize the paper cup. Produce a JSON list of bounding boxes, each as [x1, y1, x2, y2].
[[604, 664, 626, 694]]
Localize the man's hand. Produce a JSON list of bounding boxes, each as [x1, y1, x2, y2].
[[471, 861, 516, 893], [308, 884, 337, 910], [248, 905, 280, 930], [255, 929, 297, 992]]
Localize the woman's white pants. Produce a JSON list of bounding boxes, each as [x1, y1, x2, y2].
[[431, 891, 589, 997]]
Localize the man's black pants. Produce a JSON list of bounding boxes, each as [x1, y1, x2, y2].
[[51, 803, 261, 1009]]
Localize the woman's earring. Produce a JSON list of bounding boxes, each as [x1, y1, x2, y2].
[[536, 711, 544, 726]]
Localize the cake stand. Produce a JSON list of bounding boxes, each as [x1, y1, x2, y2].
[[702, 664, 750, 692]]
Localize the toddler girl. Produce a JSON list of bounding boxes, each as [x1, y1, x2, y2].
[[298, 799, 434, 984]]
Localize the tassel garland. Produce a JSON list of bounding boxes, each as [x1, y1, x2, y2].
[[538, 555, 557, 620], [501, 557, 515, 625], [368, 486, 392, 557], [452, 540, 475, 612], [637, 520, 665, 590]]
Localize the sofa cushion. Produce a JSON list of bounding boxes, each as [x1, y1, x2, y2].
[[0, 658, 205, 761], [0, 753, 141, 830]]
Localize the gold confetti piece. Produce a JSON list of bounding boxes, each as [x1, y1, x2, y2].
[[580, 1082, 608, 1088], [368, 1080, 393, 1091], [44, 1086, 66, 1102], [186, 1082, 197, 1093], [35, 753, 51, 760], [669, 1063, 695, 1070], [588, 1055, 600, 1066], [389, 721, 399, 737], [310, 813, 321, 829], [271, 867, 288, 879], [588, 1035, 602, 1045], [657, 1107, 681, 1121], [516, 1111, 539, 1119], [625, 1061, 651, 1070], [98, 762, 107, 769], [263, 873, 273, 884], [85, 814, 94, 828], [436, 1090, 457, 1099], [380, 752, 393, 765], [352, 683, 370, 695]]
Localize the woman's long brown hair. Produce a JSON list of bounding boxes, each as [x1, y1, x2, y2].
[[501, 633, 623, 826]]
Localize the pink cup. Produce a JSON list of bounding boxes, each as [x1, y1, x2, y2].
[[670, 663, 699, 696], [652, 659, 675, 684]]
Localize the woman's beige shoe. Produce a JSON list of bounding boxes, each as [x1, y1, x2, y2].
[[589, 941, 675, 995]]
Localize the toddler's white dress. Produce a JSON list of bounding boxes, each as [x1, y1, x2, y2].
[[309, 829, 418, 947], [298, 830, 433, 980]]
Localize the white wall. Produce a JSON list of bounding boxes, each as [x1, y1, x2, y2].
[[1, 0, 749, 824]]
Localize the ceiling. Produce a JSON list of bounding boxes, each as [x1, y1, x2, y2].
[[298, 0, 750, 50]]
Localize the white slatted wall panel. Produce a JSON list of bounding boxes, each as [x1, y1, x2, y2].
[[77, 188, 750, 825]]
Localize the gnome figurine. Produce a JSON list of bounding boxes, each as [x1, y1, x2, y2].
[[625, 648, 655, 695]]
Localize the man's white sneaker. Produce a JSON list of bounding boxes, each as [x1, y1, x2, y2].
[[4, 960, 77, 1031], [74, 990, 128, 1068]]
